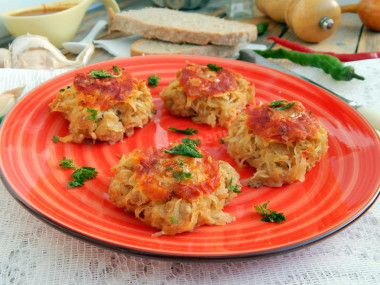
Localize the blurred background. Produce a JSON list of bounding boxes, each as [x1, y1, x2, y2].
[[0, 0, 358, 42]]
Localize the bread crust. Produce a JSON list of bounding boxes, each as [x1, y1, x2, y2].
[[130, 39, 243, 57], [109, 8, 257, 46]]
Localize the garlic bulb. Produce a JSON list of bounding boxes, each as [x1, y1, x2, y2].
[[8, 34, 94, 69], [0, 85, 25, 122], [0, 48, 11, 68]]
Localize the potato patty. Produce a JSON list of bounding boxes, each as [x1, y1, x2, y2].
[[49, 66, 155, 143], [160, 62, 254, 127], [227, 100, 328, 187], [108, 140, 241, 236]]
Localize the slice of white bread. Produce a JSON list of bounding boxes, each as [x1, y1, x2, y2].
[[109, 7, 257, 46], [130, 39, 243, 57]]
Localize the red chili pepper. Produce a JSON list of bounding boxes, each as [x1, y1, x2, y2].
[[267, 36, 380, 62]]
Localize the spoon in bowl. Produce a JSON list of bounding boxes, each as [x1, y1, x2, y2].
[[62, 19, 108, 54]]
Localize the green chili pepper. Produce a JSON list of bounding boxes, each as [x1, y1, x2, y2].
[[256, 22, 269, 36], [253, 48, 364, 81]]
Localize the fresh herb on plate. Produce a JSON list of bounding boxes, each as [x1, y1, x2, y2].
[[181, 137, 200, 146], [168, 127, 198, 135], [59, 157, 76, 169], [269, 100, 295, 110], [86, 108, 98, 123], [52, 135, 60, 143], [112, 65, 121, 72], [59, 157, 98, 188], [220, 137, 225, 144], [207, 63, 223, 71], [90, 69, 121, 78], [172, 169, 192, 182], [254, 201, 286, 223], [147, 74, 160, 87], [68, 166, 98, 188], [164, 137, 203, 158], [170, 216, 179, 224], [228, 177, 242, 193]]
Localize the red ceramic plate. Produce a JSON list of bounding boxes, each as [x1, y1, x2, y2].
[[1, 55, 379, 261]]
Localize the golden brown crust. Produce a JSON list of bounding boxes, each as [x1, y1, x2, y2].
[[227, 101, 328, 187], [130, 39, 243, 57], [49, 67, 155, 144], [108, 145, 240, 236], [160, 62, 254, 127]]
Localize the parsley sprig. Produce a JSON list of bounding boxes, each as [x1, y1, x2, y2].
[[168, 127, 198, 135], [52, 135, 60, 143], [112, 65, 121, 72], [164, 137, 202, 158], [172, 170, 192, 182], [207, 63, 223, 71], [254, 201, 286, 223], [86, 108, 98, 123], [147, 74, 160, 87], [170, 216, 179, 224], [90, 68, 122, 78], [228, 177, 242, 193], [269, 100, 295, 110], [59, 157, 98, 188]]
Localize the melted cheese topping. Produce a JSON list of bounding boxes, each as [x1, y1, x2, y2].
[[73, 68, 138, 110], [246, 101, 322, 143], [179, 62, 238, 97], [132, 145, 220, 201]]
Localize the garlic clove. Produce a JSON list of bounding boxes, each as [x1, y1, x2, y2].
[[1, 85, 26, 99], [0, 48, 11, 68], [9, 34, 94, 69], [0, 85, 25, 120], [0, 93, 17, 117]]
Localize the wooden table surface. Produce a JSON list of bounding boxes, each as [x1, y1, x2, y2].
[[64, 0, 380, 66]]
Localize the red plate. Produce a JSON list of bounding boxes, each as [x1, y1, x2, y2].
[[1, 55, 379, 261]]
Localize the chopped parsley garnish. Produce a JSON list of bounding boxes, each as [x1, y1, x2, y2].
[[168, 127, 198, 135], [164, 137, 203, 158], [207, 63, 223, 71], [59, 157, 76, 169], [181, 137, 200, 146], [269, 100, 295, 110], [0, 116, 4, 124], [59, 88, 65, 92], [172, 170, 192, 182], [68, 167, 98, 188], [90, 69, 121, 78], [86, 108, 98, 123], [147, 74, 160, 87], [220, 137, 225, 144], [112, 65, 121, 72], [164, 143, 202, 158], [269, 100, 287, 107], [228, 177, 242, 193], [52, 135, 60, 143], [254, 201, 286, 223], [170, 216, 179, 224], [177, 160, 184, 168], [59, 157, 98, 188]]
